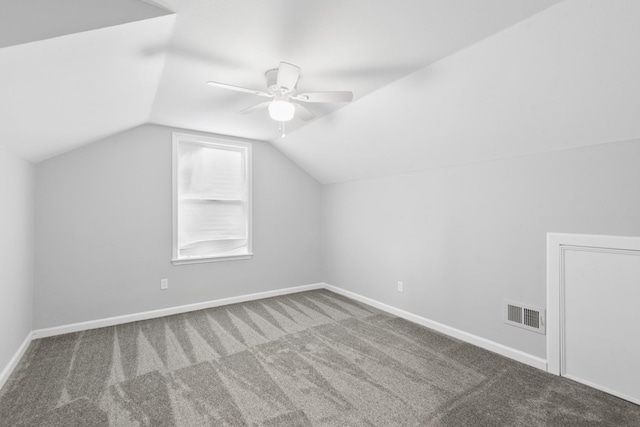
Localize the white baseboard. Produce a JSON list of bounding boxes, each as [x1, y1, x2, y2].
[[323, 283, 547, 371], [0, 332, 33, 392], [32, 283, 324, 339], [25, 281, 545, 376]]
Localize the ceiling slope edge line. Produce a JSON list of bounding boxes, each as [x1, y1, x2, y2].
[[144, 15, 179, 124], [139, 0, 177, 14], [320, 136, 640, 186], [0, 11, 176, 53], [275, 1, 564, 146], [33, 122, 152, 164], [143, 121, 322, 184]]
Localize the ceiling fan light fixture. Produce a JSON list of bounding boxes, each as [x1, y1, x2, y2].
[[268, 99, 295, 122], [207, 61, 353, 125]]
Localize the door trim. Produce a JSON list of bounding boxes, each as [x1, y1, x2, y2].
[[547, 232, 640, 404]]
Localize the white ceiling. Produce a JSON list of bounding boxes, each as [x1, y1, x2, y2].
[[278, 0, 640, 183], [0, 0, 171, 49], [0, 0, 563, 168], [0, 0, 175, 161], [149, 0, 560, 141]]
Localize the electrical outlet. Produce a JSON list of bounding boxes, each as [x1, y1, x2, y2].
[[397, 281, 404, 292], [161, 279, 168, 290]]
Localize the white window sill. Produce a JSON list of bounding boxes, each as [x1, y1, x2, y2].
[[172, 253, 253, 265]]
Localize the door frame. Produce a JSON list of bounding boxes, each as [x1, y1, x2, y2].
[[547, 232, 640, 402]]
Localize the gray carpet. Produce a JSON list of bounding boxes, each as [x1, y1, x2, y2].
[[1, 289, 638, 426]]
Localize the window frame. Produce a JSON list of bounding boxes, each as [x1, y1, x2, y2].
[[171, 132, 253, 265]]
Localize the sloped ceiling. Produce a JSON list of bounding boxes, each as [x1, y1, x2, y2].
[[1, 0, 565, 168], [0, 0, 175, 161], [148, 0, 560, 141], [0, 0, 172, 48], [278, 0, 640, 183]]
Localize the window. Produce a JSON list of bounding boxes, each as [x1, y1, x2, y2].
[[172, 133, 252, 264]]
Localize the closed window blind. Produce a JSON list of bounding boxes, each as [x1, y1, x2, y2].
[[173, 134, 252, 263]]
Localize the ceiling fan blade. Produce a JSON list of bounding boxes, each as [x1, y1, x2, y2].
[[293, 91, 353, 103], [294, 103, 315, 121], [277, 62, 301, 91], [238, 101, 271, 115], [207, 81, 270, 97]]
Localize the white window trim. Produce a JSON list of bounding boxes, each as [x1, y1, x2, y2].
[[171, 132, 253, 265]]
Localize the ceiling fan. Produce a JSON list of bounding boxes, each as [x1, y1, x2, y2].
[[207, 62, 353, 123]]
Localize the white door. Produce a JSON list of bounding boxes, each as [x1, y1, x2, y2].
[[548, 233, 640, 405]]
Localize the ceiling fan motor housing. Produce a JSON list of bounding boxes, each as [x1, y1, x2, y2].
[[265, 68, 289, 95]]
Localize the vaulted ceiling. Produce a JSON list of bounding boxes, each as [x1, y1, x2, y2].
[[0, 0, 560, 162], [9, 1, 639, 185]]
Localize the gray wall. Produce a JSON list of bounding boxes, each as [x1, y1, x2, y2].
[[322, 139, 640, 358], [0, 147, 34, 373], [34, 124, 322, 329]]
